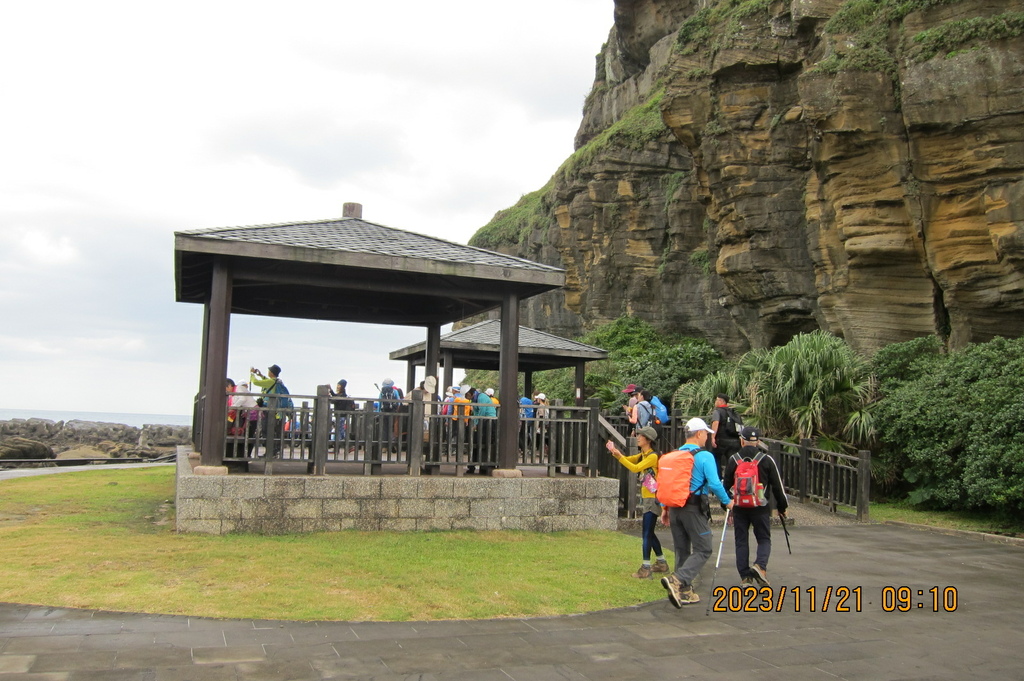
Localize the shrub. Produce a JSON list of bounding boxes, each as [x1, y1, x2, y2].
[[872, 336, 1024, 513]]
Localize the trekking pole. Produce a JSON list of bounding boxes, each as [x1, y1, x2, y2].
[[705, 506, 731, 616], [780, 512, 792, 554]]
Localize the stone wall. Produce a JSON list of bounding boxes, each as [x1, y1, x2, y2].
[[175, 452, 619, 535]]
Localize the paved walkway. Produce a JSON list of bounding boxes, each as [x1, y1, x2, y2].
[[2, 465, 1023, 679], [2, 522, 1022, 680]]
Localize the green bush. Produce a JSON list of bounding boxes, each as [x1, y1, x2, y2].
[[871, 334, 944, 392], [872, 337, 1024, 513]]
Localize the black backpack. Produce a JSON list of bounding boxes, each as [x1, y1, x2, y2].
[[720, 407, 742, 439], [379, 386, 402, 412]]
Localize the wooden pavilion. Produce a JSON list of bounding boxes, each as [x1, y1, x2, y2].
[[389, 319, 608, 405], [174, 203, 564, 470]]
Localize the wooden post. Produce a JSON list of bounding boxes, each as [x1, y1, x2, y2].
[[405, 361, 416, 396], [407, 397, 424, 476], [312, 385, 331, 475], [857, 449, 871, 522], [586, 398, 600, 477], [497, 294, 520, 471], [199, 258, 232, 467], [799, 438, 812, 503], [425, 323, 441, 385], [574, 363, 586, 407], [442, 350, 454, 396], [625, 435, 639, 518]]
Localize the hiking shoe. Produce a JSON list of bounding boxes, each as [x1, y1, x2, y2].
[[751, 564, 770, 586], [661, 574, 683, 609], [677, 585, 700, 605], [652, 560, 670, 573], [633, 564, 653, 579]]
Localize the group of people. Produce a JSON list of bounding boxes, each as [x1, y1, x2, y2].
[[610, 388, 787, 608]]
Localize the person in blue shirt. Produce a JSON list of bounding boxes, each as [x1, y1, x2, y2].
[[659, 417, 733, 607]]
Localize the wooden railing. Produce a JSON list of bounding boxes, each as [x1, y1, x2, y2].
[[599, 413, 871, 522], [766, 437, 871, 522], [212, 388, 602, 477]]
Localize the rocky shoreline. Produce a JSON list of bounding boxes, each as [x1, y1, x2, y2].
[[0, 417, 192, 465]]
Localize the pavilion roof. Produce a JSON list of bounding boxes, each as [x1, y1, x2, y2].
[[174, 216, 564, 326]]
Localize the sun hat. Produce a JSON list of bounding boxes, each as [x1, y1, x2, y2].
[[636, 426, 659, 441], [685, 417, 714, 434]]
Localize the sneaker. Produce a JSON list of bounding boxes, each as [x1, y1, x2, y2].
[[652, 560, 670, 573], [741, 576, 757, 587], [661, 574, 683, 609], [677, 586, 700, 605], [633, 564, 653, 579], [751, 563, 770, 586]]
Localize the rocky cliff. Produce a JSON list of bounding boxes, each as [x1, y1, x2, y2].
[[471, 0, 1024, 355]]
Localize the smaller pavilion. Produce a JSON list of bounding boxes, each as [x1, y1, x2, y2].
[[389, 320, 608, 405]]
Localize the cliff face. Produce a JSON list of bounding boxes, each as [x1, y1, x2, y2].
[[473, 0, 1024, 355]]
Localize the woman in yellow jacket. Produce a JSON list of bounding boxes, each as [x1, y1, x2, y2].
[[608, 425, 670, 578]]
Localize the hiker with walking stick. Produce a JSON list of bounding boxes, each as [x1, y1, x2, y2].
[[723, 426, 788, 587], [656, 417, 733, 607]]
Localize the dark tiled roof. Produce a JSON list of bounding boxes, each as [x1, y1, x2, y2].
[[446, 320, 606, 356], [179, 217, 562, 274]]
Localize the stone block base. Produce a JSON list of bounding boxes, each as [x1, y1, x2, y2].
[[175, 450, 618, 535]]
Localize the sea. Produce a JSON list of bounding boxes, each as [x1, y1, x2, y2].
[[0, 408, 191, 428]]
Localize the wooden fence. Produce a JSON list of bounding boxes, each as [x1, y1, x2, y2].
[[204, 387, 599, 476]]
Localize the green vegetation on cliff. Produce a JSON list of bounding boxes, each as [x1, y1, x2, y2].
[[557, 89, 668, 184], [470, 90, 670, 249], [673, 0, 774, 56], [815, 0, 1023, 81], [470, 183, 553, 250]]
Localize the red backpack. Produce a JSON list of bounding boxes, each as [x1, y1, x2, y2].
[[656, 446, 697, 507], [732, 451, 767, 508]]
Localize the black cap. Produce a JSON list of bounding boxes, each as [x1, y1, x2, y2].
[[740, 426, 761, 441]]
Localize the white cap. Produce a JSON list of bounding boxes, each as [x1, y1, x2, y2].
[[686, 417, 714, 434], [485, 388, 494, 396], [535, 393, 547, 401]]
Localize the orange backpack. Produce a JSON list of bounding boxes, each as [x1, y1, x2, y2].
[[656, 446, 697, 507]]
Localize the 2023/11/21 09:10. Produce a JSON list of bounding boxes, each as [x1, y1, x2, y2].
[[709, 586, 959, 613], [882, 586, 959, 612]]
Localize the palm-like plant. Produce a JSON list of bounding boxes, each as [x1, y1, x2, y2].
[[673, 331, 877, 449]]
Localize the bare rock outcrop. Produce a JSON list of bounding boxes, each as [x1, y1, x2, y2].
[[472, 0, 1024, 354], [0, 437, 54, 461], [0, 418, 191, 461]]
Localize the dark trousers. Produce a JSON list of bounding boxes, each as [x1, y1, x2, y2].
[[668, 499, 713, 588], [714, 438, 740, 475], [734, 506, 772, 578], [641, 510, 663, 562]]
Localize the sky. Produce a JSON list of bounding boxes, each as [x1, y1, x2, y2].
[[0, 1, 614, 416]]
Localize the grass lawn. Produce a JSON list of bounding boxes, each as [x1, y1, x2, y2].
[[0, 467, 660, 621], [870, 501, 1024, 537]]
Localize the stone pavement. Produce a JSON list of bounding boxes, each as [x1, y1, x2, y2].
[[2, 518, 1022, 680]]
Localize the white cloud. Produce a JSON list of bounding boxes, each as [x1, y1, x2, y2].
[[0, 0, 612, 415]]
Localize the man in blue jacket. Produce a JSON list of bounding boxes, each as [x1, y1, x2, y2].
[[660, 417, 734, 607]]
